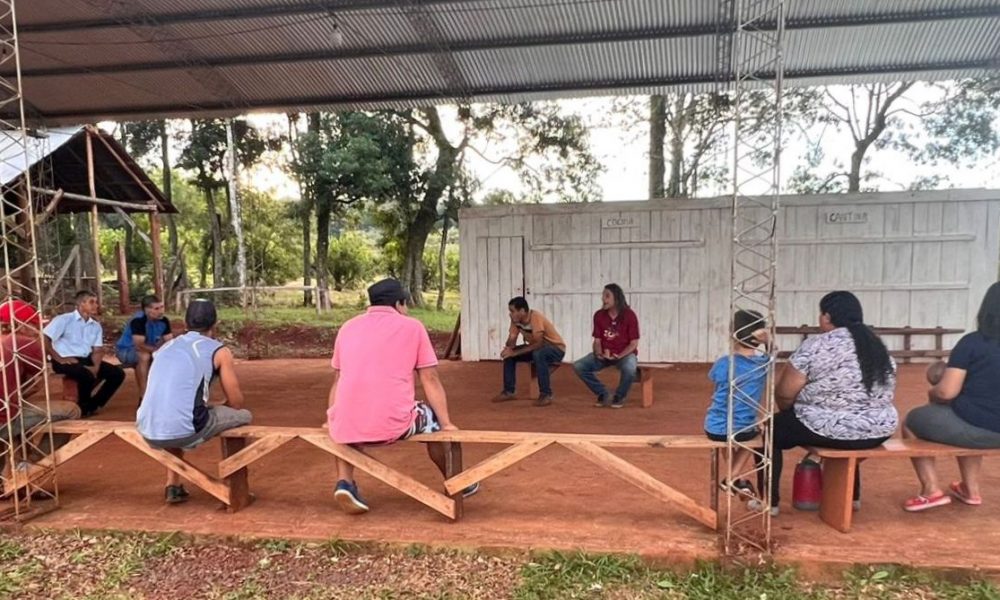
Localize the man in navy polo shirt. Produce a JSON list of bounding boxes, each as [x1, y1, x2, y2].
[[116, 294, 173, 397]]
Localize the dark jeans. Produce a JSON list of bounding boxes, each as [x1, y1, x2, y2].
[[572, 352, 638, 401], [51, 356, 125, 416], [763, 409, 889, 506], [503, 345, 565, 396]]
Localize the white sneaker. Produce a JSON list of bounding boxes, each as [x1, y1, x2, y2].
[[746, 498, 780, 517]]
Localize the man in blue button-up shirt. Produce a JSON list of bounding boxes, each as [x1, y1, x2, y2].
[[44, 290, 125, 417]]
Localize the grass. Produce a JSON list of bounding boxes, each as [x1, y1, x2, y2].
[[213, 289, 460, 333], [3, 530, 1000, 599]]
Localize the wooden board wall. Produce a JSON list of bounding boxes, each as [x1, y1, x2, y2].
[[460, 190, 1000, 363]]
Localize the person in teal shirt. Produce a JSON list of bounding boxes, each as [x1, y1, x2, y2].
[[115, 294, 172, 398]]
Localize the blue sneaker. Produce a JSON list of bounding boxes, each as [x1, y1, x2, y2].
[[461, 482, 481, 498], [334, 480, 369, 515]]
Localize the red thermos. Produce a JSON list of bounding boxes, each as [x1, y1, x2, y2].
[[792, 455, 823, 511]]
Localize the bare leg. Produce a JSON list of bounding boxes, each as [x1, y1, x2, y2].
[[136, 351, 153, 399], [910, 457, 941, 496], [336, 457, 355, 483], [732, 448, 753, 480], [957, 455, 983, 498], [165, 448, 183, 486]]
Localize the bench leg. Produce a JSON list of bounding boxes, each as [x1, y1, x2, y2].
[[641, 369, 653, 408], [444, 442, 464, 520], [710, 447, 722, 530], [222, 437, 252, 513], [819, 457, 856, 533]]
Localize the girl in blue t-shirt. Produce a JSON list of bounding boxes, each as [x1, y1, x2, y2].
[[704, 310, 771, 497]]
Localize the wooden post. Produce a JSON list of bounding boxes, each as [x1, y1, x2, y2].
[[115, 242, 130, 315], [902, 326, 912, 364], [150, 212, 164, 299], [85, 131, 103, 309], [222, 437, 252, 512], [444, 442, 464, 519]]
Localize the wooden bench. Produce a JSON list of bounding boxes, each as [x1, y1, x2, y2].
[[777, 325, 963, 362], [7, 420, 729, 530], [529, 362, 673, 408], [806, 439, 1000, 533]]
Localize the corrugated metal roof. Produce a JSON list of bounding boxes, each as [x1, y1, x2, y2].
[[9, 0, 1000, 124]]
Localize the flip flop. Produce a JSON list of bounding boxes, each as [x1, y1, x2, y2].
[[903, 491, 952, 512], [949, 481, 983, 506]]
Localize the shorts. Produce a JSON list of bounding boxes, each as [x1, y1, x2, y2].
[[906, 403, 1000, 449], [705, 429, 760, 443], [398, 402, 441, 441], [116, 347, 139, 368], [144, 405, 253, 451]]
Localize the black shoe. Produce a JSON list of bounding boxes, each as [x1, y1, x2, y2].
[[165, 485, 189, 504], [594, 393, 611, 408], [534, 394, 553, 407], [720, 479, 755, 498], [610, 396, 626, 409]]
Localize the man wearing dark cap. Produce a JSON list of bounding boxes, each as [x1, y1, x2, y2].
[[136, 299, 252, 504], [326, 278, 478, 514]]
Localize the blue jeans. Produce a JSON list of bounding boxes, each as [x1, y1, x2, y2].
[[503, 345, 565, 396], [573, 353, 638, 401]]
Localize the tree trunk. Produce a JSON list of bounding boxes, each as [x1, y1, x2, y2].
[[206, 187, 224, 287], [404, 107, 458, 307], [848, 149, 863, 192], [74, 213, 94, 280], [160, 124, 178, 256], [648, 95, 666, 199], [436, 213, 449, 310], [198, 235, 210, 289], [300, 112, 321, 307], [315, 201, 332, 310], [666, 95, 688, 198]]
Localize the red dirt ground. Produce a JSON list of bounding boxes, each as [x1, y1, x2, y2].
[[20, 361, 1000, 574]]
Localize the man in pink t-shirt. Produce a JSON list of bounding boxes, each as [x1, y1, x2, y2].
[[326, 278, 478, 514]]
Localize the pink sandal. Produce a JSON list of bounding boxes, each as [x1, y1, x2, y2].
[[903, 491, 952, 512], [949, 481, 983, 506]]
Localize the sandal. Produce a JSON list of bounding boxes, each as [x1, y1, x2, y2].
[[903, 491, 951, 512], [949, 481, 983, 506]]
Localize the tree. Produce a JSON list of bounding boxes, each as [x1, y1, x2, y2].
[[787, 78, 1000, 193], [176, 119, 270, 288], [376, 102, 601, 306], [290, 111, 407, 308]]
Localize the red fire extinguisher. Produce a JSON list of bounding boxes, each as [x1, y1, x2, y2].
[[792, 454, 823, 511]]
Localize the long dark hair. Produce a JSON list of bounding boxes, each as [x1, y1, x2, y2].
[[820, 291, 893, 392], [977, 282, 1000, 340], [604, 283, 629, 311]]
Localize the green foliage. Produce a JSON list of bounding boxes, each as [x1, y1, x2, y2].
[[516, 551, 645, 599], [421, 233, 460, 292], [328, 231, 377, 290], [240, 188, 302, 286], [177, 118, 273, 189]]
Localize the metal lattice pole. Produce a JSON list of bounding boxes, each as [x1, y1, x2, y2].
[[0, 0, 60, 520], [719, 0, 785, 555]]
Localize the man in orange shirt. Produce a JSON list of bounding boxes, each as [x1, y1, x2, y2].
[[493, 297, 566, 407]]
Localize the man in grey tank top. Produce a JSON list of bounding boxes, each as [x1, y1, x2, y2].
[[136, 299, 252, 504]]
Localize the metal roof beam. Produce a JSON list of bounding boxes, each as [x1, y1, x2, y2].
[[19, 0, 467, 33], [26, 58, 994, 123], [15, 6, 1000, 79], [20, 3, 1000, 34]]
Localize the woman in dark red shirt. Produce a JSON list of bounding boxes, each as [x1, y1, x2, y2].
[[572, 283, 640, 408]]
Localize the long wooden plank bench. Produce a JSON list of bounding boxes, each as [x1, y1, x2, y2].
[[7, 420, 731, 530], [777, 325, 963, 362], [529, 362, 673, 408], [806, 439, 1000, 533]]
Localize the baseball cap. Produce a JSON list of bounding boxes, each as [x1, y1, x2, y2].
[[367, 278, 409, 307], [185, 299, 218, 330], [0, 299, 42, 326]]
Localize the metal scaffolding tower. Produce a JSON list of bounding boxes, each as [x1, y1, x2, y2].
[[717, 0, 786, 554], [0, 0, 59, 521]]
